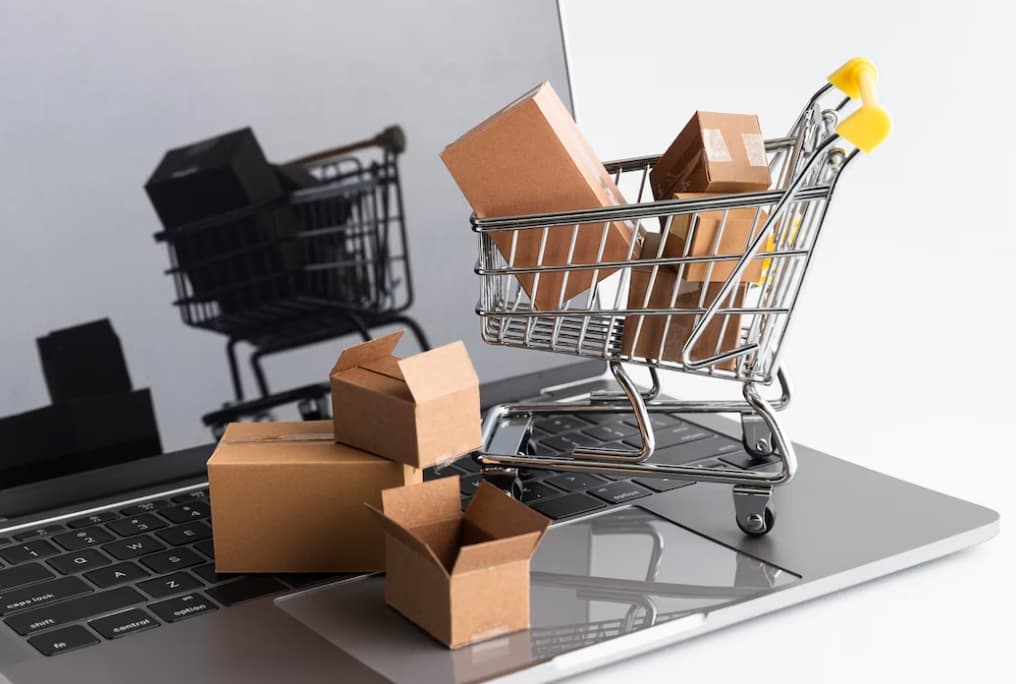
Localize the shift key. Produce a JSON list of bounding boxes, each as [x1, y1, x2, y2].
[[4, 586, 143, 635]]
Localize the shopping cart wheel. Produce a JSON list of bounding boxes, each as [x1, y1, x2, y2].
[[480, 465, 524, 500], [733, 484, 776, 536]]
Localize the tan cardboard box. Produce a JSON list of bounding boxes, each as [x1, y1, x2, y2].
[[440, 81, 639, 311], [330, 331, 482, 469], [367, 476, 550, 649], [650, 112, 772, 199], [622, 233, 746, 371], [663, 193, 771, 282], [207, 420, 421, 573]]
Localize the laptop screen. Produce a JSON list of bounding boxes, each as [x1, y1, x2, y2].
[[0, 1, 588, 488]]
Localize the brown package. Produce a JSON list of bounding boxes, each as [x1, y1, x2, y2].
[[663, 193, 771, 282], [207, 420, 421, 573], [440, 81, 639, 310], [622, 233, 746, 371], [366, 476, 550, 649], [330, 331, 482, 469], [649, 112, 771, 199]]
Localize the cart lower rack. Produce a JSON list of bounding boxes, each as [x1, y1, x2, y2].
[[472, 59, 890, 535]]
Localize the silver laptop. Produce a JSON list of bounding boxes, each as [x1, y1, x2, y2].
[[0, 2, 998, 683]]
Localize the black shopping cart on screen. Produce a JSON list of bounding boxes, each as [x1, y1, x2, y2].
[[153, 126, 429, 436]]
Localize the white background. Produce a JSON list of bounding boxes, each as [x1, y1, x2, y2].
[[560, 1, 1012, 682]]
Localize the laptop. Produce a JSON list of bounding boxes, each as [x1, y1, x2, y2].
[[0, 2, 998, 683]]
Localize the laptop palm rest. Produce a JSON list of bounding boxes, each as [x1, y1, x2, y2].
[[275, 507, 798, 683]]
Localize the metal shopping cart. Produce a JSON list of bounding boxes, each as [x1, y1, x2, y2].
[[154, 126, 430, 435], [472, 59, 890, 535]]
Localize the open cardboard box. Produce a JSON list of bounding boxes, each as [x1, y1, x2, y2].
[[330, 331, 482, 469], [367, 476, 550, 649], [207, 420, 421, 573]]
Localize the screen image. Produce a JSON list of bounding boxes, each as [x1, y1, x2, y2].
[[0, 0, 583, 479]]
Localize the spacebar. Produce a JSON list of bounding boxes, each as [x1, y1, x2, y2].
[[4, 587, 143, 636]]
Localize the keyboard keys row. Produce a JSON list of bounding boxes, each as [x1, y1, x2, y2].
[[5, 586, 143, 635]]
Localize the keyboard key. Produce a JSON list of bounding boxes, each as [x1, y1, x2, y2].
[[205, 576, 286, 606], [191, 564, 238, 586], [533, 415, 592, 434], [0, 540, 59, 565], [137, 572, 203, 599], [531, 493, 604, 520], [120, 500, 170, 516], [622, 413, 681, 430], [649, 424, 713, 449], [459, 474, 482, 496], [159, 502, 211, 524], [453, 457, 481, 474], [89, 608, 160, 640], [0, 563, 55, 592], [633, 477, 695, 493], [103, 535, 166, 560], [688, 459, 738, 470], [543, 432, 599, 452], [84, 562, 149, 589], [13, 525, 65, 542], [149, 592, 218, 623], [48, 549, 111, 575], [107, 514, 167, 537], [583, 423, 638, 442], [520, 481, 562, 503], [4, 586, 143, 635], [0, 576, 92, 616], [139, 548, 203, 575], [170, 490, 209, 504], [638, 437, 741, 466], [66, 512, 118, 529], [28, 625, 99, 656], [719, 451, 780, 470], [156, 522, 211, 547], [52, 526, 115, 552], [193, 540, 215, 560], [589, 481, 652, 505], [545, 472, 605, 493], [517, 467, 551, 481]]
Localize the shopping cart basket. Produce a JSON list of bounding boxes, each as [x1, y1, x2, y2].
[[154, 125, 430, 434], [472, 59, 891, 535]]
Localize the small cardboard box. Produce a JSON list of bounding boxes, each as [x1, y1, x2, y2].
[[622, 233, 746, 371], [367, 477, 550, 649], [650, 112, 771, 199], [207, 420, 421, 573], [663, 193, 771, 282], [330, 331, 482, 469], [440, 81, 639, 310]]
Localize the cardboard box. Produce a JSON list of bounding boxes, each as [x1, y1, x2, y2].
[[207, 420, 421, 573], [440, 81, 639, 310], [330, 331, 482, 469], [663, 193, 771, 282], [622, 233, 746, 370], [649, 112, 771, 199], [367, 476, 550, 649]]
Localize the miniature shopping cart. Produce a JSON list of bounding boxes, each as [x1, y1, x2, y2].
[[154, 126, 429, 435], [473, 59, 891, 535]]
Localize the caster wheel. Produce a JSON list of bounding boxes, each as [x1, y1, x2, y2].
[[737, 506, 776, 537]]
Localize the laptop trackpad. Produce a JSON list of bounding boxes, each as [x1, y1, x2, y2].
[[275, 507, 799, 683]]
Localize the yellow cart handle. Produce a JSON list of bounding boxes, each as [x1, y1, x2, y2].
[[828, 58, 891, 152]]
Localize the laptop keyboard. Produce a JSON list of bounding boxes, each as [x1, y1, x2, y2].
[[1, 412, 776, 657]]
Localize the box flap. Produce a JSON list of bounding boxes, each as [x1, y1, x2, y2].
[[397, 341, 479, 403], [220, 420, 334, 444], [360, 356, 405, 382], [379, 476, 463, 528], [364, 504, 450, 577], [450, 531, 544, 575], [463, 482, 550, 545], [330, 330, 404, 376]]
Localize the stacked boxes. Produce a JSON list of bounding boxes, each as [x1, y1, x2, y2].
[[208, 330, 548, 649]]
